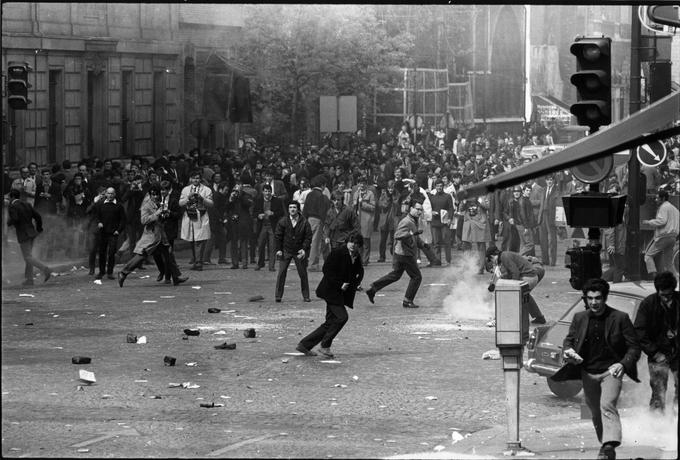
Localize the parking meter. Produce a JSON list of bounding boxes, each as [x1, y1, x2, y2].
[[493, 279, 532, 454], [494, 279, 530, 349]]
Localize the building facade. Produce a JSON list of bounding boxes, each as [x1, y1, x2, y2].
[[2, 3, 247, 167]]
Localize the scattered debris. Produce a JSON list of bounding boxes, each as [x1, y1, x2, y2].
[[160, 295, 175, 299], [433, 445, 445, 452], [142, 300, 157, 303], [243, 328, 256, 338], [101, 395, 113, 399], [249, 295, 265, 302], [164, 356, 176, 366], [25, 322, 34, 326], [200, 402, 225, 408], [451, 431, 466, 444], [149, 395, 162, 399], [93, 279, 102, 285], [78, 370, 96, 384], [139, 275, 150, 279], [425, 396, 438, 400], [320, 360, 341, 364], [191, 286, 201, 290], [214, 292, 232, 295], [183, 329, 200, 336], [482, 349, 501, 360], [334, 384, 348, 388], [281, 358, 289, 363], [208, 308, 221, 313], [126, 334, 138, 343], [72, 357, 91, 365], [137, 336, 147, 344], [214, 342, 236, 350], [352, 375, 359, 381], [185, 362, 198, 366], [213, 330, 226, 335], [134, 380, 148, 383], [76, 448, 90, 453], [19, 293, 35, 297]]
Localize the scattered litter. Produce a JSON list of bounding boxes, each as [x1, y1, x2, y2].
[[142, 300, 157, 303], [168, 383, 182, 388], [134, 380, 148, 383], [77, 448, 90, 453], [183, 329, 200, 336], [528, 414, 537, 418], [191, 286, 201, 290], [410, 331, 431, 335], [208, 308, 221, 313], [200, 402, 224, 408], [283, 352, 304, 356], [25, 322, 34, 326], [72, 357, 91, 364], [52, 314, 60, 318], [281, 358, 289, 363], [228, 302, 236, 305], [482, 349, 501, 360], [243, 328, 256, 338], [223, 310, 236, 313], [78, 370, 96, 384], [434, 338, 452, 341], [164, 356, 176, 366], [99, 314, 106, 317], [19, 293, 35, 297], [320, 360, 342, 364], [160, 295, 175, 299], [451, 431, 465, 444], [137, 336, 147, 344], [24, 309, 31, 312], [433, 445, 445, 452], [426, 283, 448, 286], [93, 279, 102, 285], [352, 375, 359, 381], [214, 292, 232, 295], [139, 275, 150, 279], [126, 334, 138, 343], [149, 395, 162, 399], [182, 382, 200, 389], [215, 342, 236, 350], [185, 362, 198, 366], [425, 396, 438, 400], [376, 294, 385, 297], [101, 395, 113, 399], [213, 330, 226, 335], [53, 346, 63, 349], [334, 384, 347, 388], [76, 386, 84, 391], [249, 295, 265, 302]]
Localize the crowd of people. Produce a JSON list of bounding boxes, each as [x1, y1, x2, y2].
[[2, 122, 679, 287]]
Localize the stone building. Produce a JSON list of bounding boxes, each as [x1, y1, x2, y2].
[[2, 3, 249, 167]]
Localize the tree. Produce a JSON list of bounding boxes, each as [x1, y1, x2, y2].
[[239, 5, 413, 145]]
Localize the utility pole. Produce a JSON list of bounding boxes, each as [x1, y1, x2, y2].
[[626, 5, 642, 281]]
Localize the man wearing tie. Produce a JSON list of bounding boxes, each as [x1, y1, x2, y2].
[[538, 175, 558, 266]]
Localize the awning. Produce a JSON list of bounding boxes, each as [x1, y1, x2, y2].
[[457, 90, 680, 200]]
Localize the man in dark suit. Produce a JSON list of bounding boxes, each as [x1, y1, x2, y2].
[[92, 187, 126, 280], [6, 189, 52, 285], [551, 278, 640, 460], [538, 175, 559, 266], [296, 233, 364, 358], [253, 184, 285, 271], [154, 180, 186, 284], [274, 200, 313, 302], [256, 169, 288, 202]]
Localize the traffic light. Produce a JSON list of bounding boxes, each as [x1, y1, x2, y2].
[[569, 37, 611, 130], [7, 61, 32, 110], [565, 245, 602, 291]]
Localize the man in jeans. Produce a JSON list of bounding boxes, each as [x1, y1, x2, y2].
[[634, 271, 679, 415], [365, 199, 424, 309]]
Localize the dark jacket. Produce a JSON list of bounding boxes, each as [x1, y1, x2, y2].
[[551, 305, 641, 382], [7, 199, 42, 243], [315, 245, 364, 308], [303, 188, 330, 220], [633, 292, 679, 368], [160, 190, 182, 241], [274, 214, 312, 256], [92, 199, 126, 235], [253, 195, 285, 234], [34, 181, 62, 215]]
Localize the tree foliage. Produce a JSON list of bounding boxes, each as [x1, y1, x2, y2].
[[239, 5, 414, 145]]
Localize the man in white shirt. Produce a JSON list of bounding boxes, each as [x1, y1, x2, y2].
[[642, 189, 679, 277]]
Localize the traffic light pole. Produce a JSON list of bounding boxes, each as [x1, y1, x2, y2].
[[626, 7, 642, 281]]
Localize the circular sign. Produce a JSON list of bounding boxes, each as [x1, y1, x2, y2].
[[636, 140, 667, 167], [571, 154, 614, 184]]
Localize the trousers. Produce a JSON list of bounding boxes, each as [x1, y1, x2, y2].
[[275, 253, 310, 300], [299, 302, 349, 349], [581, 369, 623, 446], [371, 254, 422, 302], [648, 360, 679, 412], [19, 238, 50, 281]]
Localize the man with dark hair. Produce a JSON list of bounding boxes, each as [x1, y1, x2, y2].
[[634, 271, 679, 414], [303, 174, 331, 271], [551, 278, 641, 460], [274, 200, 313, 302], [642, 189, 679, 277], [296, 233, 364, 358], [179, 170, 213, 270], [253, 183, 285, 271], [429, 178, 454, 265], [324, 190, 360, 252], [7, 189, 52, 285], [538, 175, 559, 266], [365, 199, 424, 309]]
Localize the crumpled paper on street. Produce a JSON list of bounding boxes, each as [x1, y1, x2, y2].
[[482, 349, 501, 360]]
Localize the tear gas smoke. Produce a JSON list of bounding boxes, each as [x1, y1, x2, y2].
[[441, 252, 494, 321]]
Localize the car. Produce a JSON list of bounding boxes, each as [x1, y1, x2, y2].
[[524, 281, 655, 398], [519, 144, 567, 160]]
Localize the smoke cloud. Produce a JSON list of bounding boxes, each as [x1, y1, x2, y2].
[[441, 252, 494, 321]]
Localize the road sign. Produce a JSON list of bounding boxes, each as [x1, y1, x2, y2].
[[571, 154, 613, 184], [636, 140, 667, 167]]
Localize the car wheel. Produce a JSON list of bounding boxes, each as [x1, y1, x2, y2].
[[547, 378, 582, 398]]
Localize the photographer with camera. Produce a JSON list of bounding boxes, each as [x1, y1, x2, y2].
[[227, 180, 254, 269], [365, 198, 425, 309], [179, 170, 213, 271]]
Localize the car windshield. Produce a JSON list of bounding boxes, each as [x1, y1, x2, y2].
[[559, 294, 641, 323]]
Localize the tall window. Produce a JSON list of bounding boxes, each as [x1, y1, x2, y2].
[[121, 70, 133, 157], [48, 69, 63, 164], [152, 71, 166, 156]]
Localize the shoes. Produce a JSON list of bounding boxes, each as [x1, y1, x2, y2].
[[230, 265, 239, 269], [366, 288, 376, 304], [597, 445, 616, 460], [403, 300, 420, 308], [303, 297, 311, 302], [117, 272, 127, 287], [275, 298, 282, 303], [88, 268, 95, 276], [214, 342, 236, 350], [295, 343, 317, 356], [318, 347, 334, 359], [254, 266, 261, 271], [22, 279, 34, 286], [218, 259, 229, 265], [44, 271, 52, 282], [165, 279, 172, 284], [95, 274, 103, 280], [173, 276, 189, 286], [156, 273, 165, 282], [425, 263, 441, 268], [531, 316, 547, 325]]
